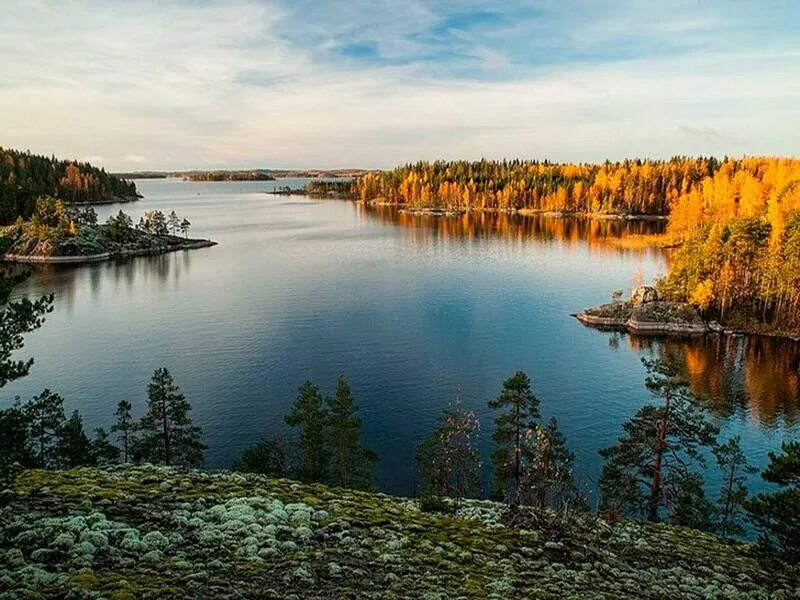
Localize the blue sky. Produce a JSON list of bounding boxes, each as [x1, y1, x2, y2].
[[1, 0, 799, 169]]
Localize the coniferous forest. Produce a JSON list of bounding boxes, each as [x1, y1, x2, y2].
[[0, 147, 138, 225]]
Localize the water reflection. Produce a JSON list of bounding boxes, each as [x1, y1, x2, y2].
[[5, 180, 796, 495], [627, 334, 800, 427], [17, 250, 196, 305], [359, 204, 667, 255]]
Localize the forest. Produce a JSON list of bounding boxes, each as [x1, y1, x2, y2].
[[0, 148, 138, 225], [355, 157, 800, 334]]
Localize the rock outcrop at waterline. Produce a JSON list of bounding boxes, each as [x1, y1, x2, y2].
[[1, 224, 216, 264], [1, 465, 797, 598], [576, 286, 709, 336]]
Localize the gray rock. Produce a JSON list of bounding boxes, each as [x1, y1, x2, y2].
[[631, 286, 659, 305]]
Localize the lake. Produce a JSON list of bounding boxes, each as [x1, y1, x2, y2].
[[5, 178, 799, 498]]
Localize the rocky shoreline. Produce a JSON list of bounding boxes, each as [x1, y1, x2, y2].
[[3, 238, 217, 265], [575, 287, 800, 341]]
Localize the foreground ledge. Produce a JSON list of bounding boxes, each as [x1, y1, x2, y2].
[[0, 465, 796, 598]]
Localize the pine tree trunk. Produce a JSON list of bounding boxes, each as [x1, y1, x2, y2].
[[514, 400, 521, 504], [648, 392, 671, 522], [161, 399, 171, 466]]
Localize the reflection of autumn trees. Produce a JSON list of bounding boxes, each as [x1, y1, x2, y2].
[[360, 204, 667, 258], [358, 158, 800, 330], [628, 335, 800, 427]]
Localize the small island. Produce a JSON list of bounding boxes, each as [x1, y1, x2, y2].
[[182, 170, 276, 182], [1, 200, 215, 265]]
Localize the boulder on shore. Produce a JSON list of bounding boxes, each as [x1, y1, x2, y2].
[[630, 286, 659, 305]]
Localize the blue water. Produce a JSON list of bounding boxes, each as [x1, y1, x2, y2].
[[4, 179, 798, 498]]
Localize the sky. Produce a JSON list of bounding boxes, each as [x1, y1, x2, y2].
[[1, 0, 799, 170]]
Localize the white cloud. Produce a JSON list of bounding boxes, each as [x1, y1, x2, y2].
[[0, 1, 797, 169]]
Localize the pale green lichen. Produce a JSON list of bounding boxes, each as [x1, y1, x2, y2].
[[0, 465, 796, 598]]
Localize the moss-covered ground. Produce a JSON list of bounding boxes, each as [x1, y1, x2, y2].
[[1, 465, 797, 598]]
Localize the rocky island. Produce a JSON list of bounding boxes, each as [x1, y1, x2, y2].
[[576, 286, 711, 336], [1, 201, 215, 265], [1, 465, 796, 598]]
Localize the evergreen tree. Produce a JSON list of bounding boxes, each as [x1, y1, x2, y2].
[[234, 438, 287, 476], [489, 371, 539, 504], [713, 436, 756, 539], [416, 389, 481, 505], [111, 399, 135, 463], [0, 401, 34, 482], [326, 376, 376, 489], [91, 428, 121, 465], [285, 380, 328, 483], [747, 441, 800, 558], [167, 210, 180, 235], [134, 368, 206, 467], [24, 389, 65, 468], [0, 268, 53, 388], [671, 472, 715, 531], [0, 267, 52, 484], [179, 218, 191, 238], [55, 410, 93, 468], [523, 417, 583, 511], [599, 358, 718, 522]]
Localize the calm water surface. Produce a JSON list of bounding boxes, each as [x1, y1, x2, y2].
[[5, 179, 799, 497]]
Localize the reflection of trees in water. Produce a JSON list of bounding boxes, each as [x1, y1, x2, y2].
[[16, 252, 193, 305], [628, 334, 800, 428], [359, 204, 667, 258]]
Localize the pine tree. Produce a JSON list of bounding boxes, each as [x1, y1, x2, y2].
[[0, 268, 53, 388], [489, 371, 540, 504], [0, 401, 35, 482], [713, 436, 756, 539], [55, 410, 94, 468], [599, 358, 718, 523], [285, 380, 328, 483], [111, 400, 135, 463], [234, 438, 287, 476], [24, 389, 65, 468], [180, 218, 191, 238], [134, 368, 206, 467], [326, 376, 376, 489], [167, 210, 180, 235], [416, 389, 481, 505], [91, 428, 121, 465], [523, 417, 583, 510], [747, 441, 800, 558]]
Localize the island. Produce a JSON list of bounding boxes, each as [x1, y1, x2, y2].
[[1, 201, 215, 265], [182, 170, 276, 182], [2, 464, 795, 598]]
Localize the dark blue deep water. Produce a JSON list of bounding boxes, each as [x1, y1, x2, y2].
[[4, 179, 799, 498]]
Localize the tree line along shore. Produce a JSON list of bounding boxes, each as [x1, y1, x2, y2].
[[0, 149, 215, 263], [4, 149, 800, 333], [349, 158, 800, 337]]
